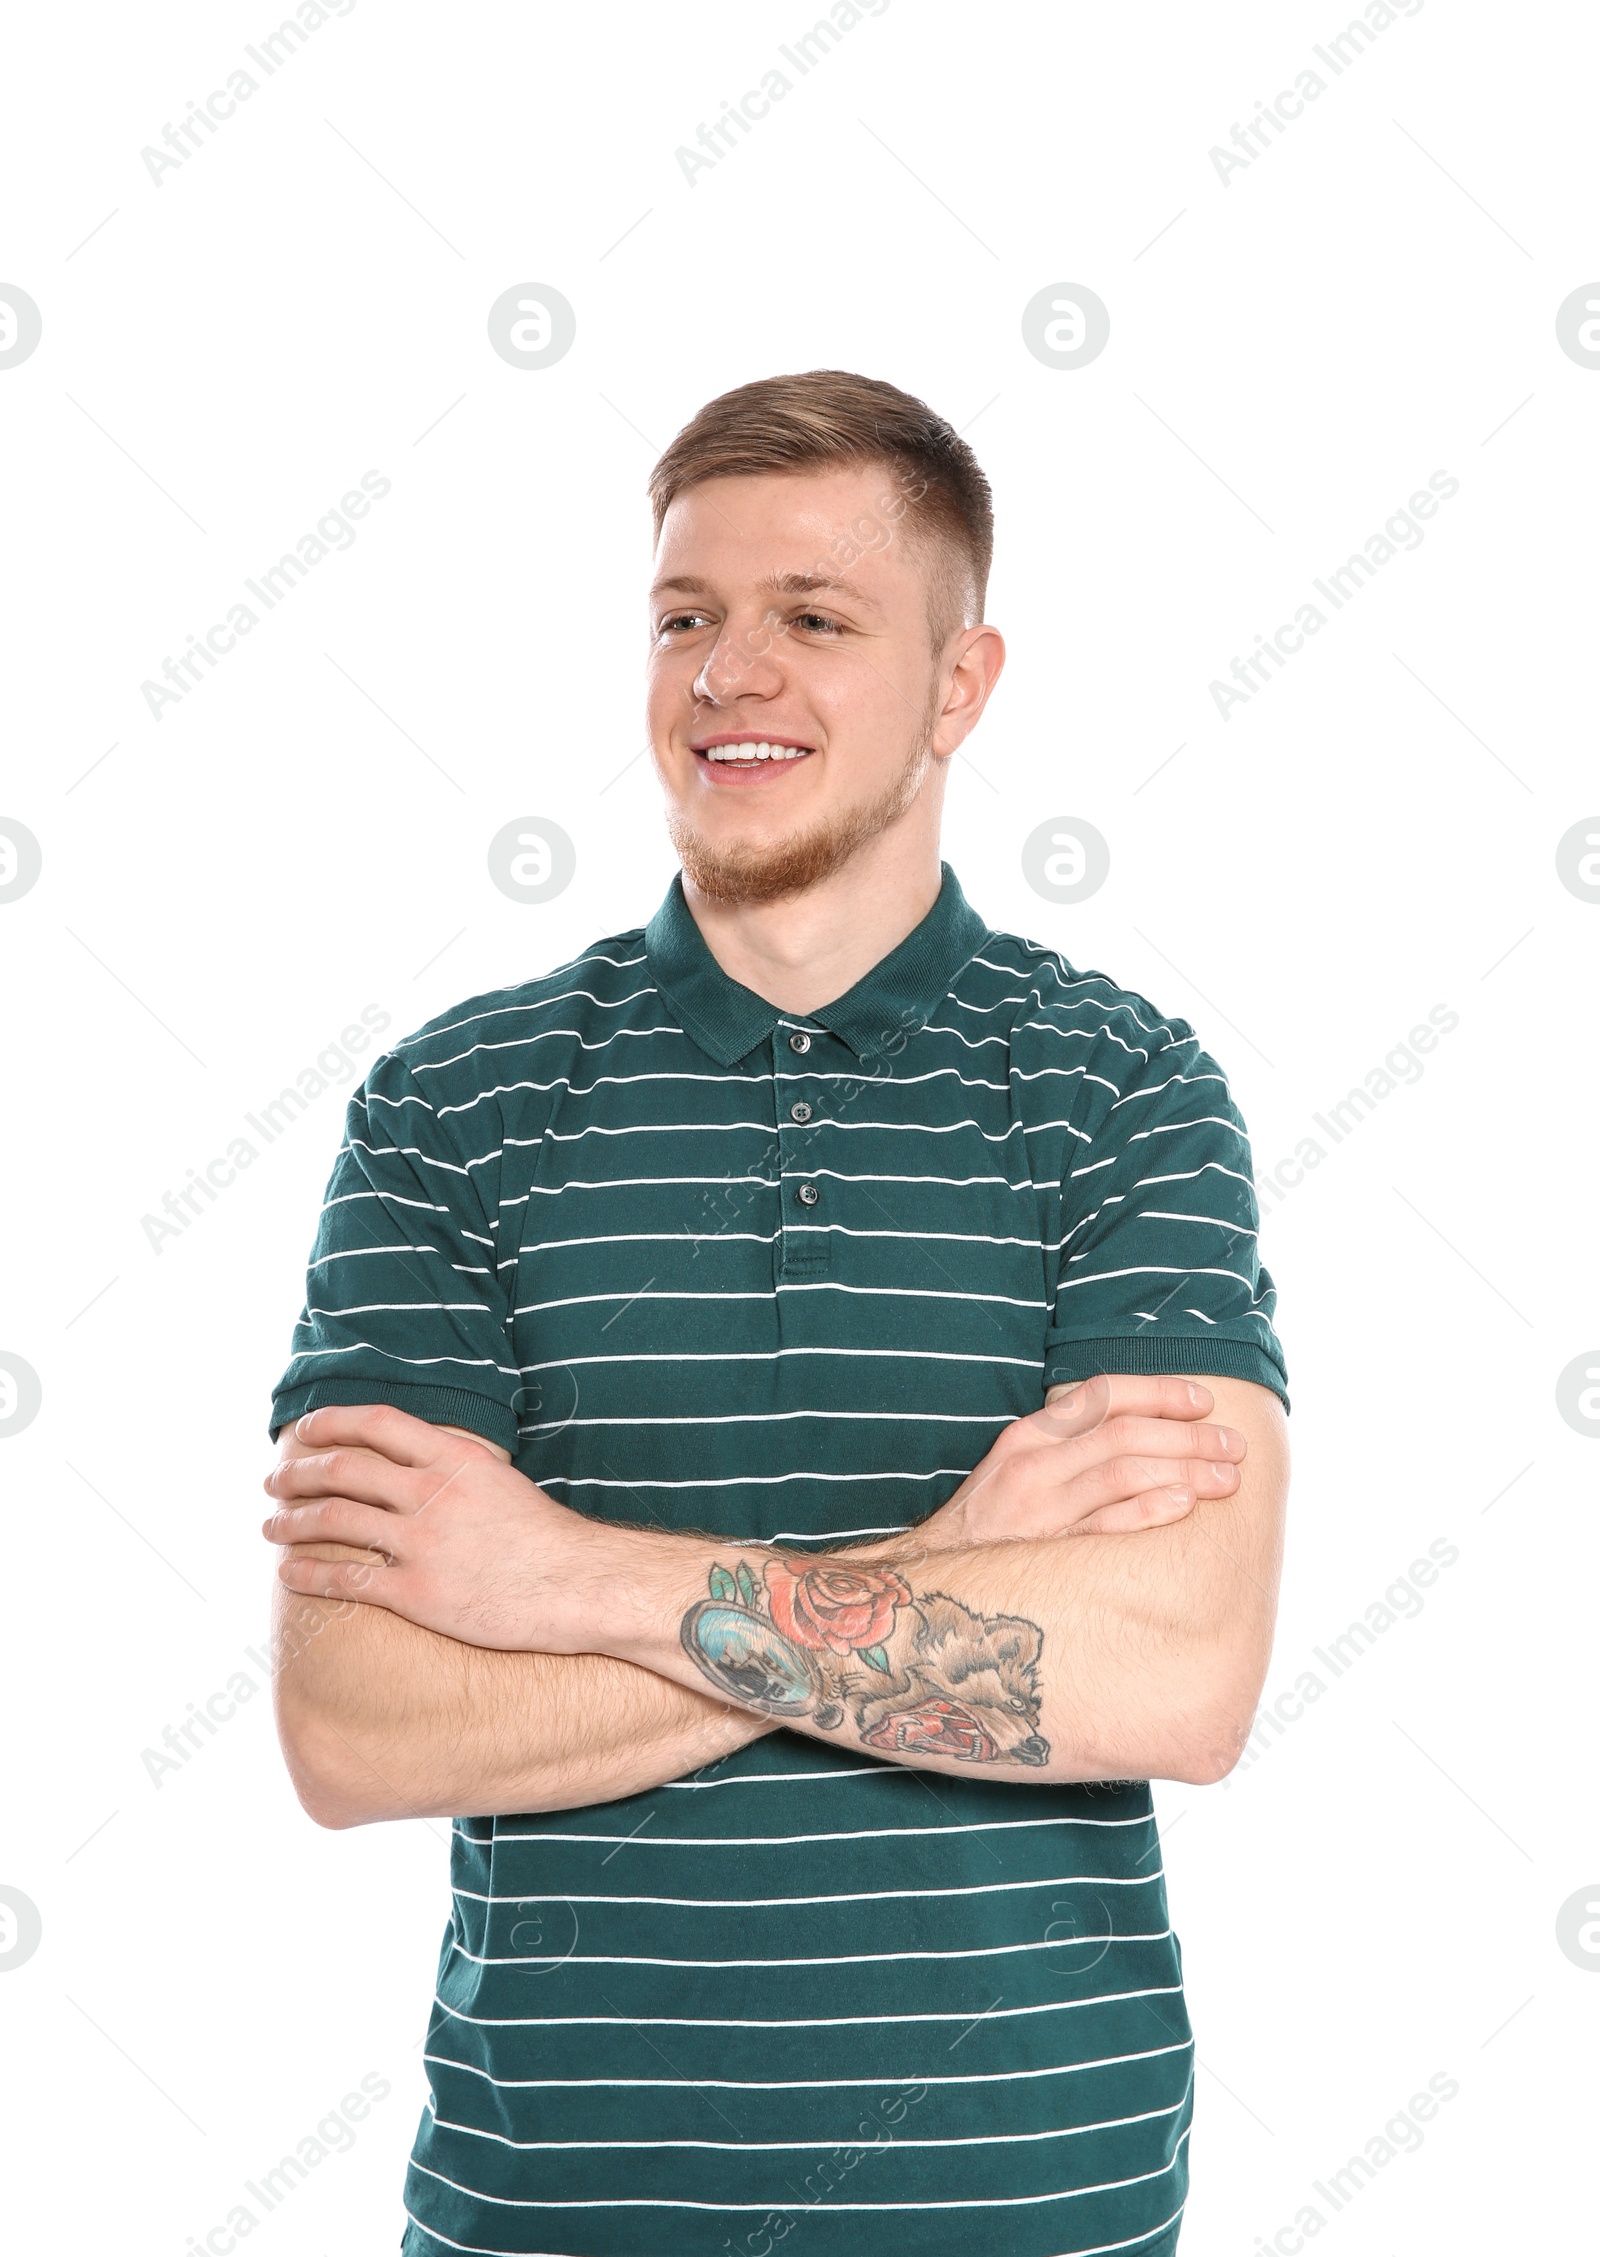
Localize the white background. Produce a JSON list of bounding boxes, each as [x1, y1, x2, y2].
[[1, 1, 1595, 2249]]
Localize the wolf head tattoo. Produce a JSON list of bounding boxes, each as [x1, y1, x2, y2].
[[683, 1560, 1049, 1767], [844, 1592, 1048, 1765]]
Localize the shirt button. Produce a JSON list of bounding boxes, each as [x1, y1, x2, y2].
[[789, 1101, 813, 1123], [796, 1181, 820, 1207], [788, 1031, 811, 1053]]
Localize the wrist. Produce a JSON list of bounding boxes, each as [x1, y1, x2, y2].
[[855, 1506, 969, 1563], [562, 1519, 697, 1667]]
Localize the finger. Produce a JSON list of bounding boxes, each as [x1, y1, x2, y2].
[[1064, 1455, 1241, 1512], [291, 1402, 452, 1468], [983, 1377, 1219, 1466], [280, 1538, 390, 1565], [1049, 1415, 1247, 1470], [1038, 1374, 1214, 1439], [1069, 1484, 1198, 1535], [264, 1447, 429, 1514], [275, 1549, 399, 1605], [262, 1498, 404, 1555]]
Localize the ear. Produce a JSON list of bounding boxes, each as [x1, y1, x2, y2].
[[928, 623, 1006, 761], [999, 1618, 1044, 1673]]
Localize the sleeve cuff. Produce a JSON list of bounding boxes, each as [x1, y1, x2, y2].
[[1042, 1333, 1289, 1413], [268, 1378, 521, 1455]]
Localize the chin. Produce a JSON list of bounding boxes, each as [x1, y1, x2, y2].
[[675, 832, 833, 906], [669, 754, 930, 905]]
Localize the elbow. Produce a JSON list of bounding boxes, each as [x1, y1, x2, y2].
[[1177, 1719, 1251, 1787], [1176, 1674, 1268, 1786], [268, 1588, 417, 1827], [293, 1764, 375, 1831], [274, 1694, 392, 1830], [1172, 1610, 1277, 1784], [296, 1786, 370, 1832], [278, 1732, 374, 1830]]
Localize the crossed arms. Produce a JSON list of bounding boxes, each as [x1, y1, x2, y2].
[[264, 1373, 1288, 1824]]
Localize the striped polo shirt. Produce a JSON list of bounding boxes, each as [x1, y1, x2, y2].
[[269, 862, 1288, 2257]]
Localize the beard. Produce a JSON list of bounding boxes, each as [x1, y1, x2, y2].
[[667, 709, 939, 908]]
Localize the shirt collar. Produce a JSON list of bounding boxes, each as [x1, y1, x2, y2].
[[645, 863, 990, 1068]]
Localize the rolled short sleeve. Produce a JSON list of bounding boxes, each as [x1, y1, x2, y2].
[[1043, 1014, 1289, 1410], [268, 1045, 520, 1450]]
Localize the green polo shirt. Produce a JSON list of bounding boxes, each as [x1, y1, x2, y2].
[[270, 863, 1287, 2257]]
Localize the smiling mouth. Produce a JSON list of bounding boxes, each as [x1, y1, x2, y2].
[[692, 738, 815, 766]]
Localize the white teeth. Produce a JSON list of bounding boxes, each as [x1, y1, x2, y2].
[[703, 742, 811, 762]]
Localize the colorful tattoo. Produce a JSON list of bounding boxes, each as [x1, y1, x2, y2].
[[681, 1558, 1049, 1766]]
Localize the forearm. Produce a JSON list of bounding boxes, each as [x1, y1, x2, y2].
[[581, 1478, 1283, 1787], [265, 1382, 1285, 1793], [271, 1555, 772, 1826]]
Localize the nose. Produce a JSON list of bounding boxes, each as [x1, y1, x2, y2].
[[693, 618, 784, 707], [1013, 1737, 1049, 1766]]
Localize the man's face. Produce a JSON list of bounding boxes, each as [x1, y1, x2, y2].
[[646, 464, 959, 904]]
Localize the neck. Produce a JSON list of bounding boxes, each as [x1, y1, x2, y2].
[[681, 816, 944, 1015]]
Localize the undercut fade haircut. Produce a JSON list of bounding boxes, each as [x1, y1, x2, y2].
[[647, 369, 994, 654]]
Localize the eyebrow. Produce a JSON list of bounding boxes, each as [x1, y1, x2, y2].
[[649, 569, 884, 616]]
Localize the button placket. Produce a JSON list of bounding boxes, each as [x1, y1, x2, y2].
[[776, 1026, 829, 1279]]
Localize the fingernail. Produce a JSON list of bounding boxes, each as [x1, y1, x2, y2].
[[1167, 1485, 1192, 1507], [1185, 1385, 1207, 1407], [1217, 1428, 1242, 1454], [1052, 1387, 1083, 1413]]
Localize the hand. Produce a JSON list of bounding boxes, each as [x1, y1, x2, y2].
[[262, 1405, 609, 1652], [905, 1375, 1246, 1551]]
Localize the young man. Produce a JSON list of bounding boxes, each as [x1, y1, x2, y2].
[[263, 370, 1289, 2257]]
